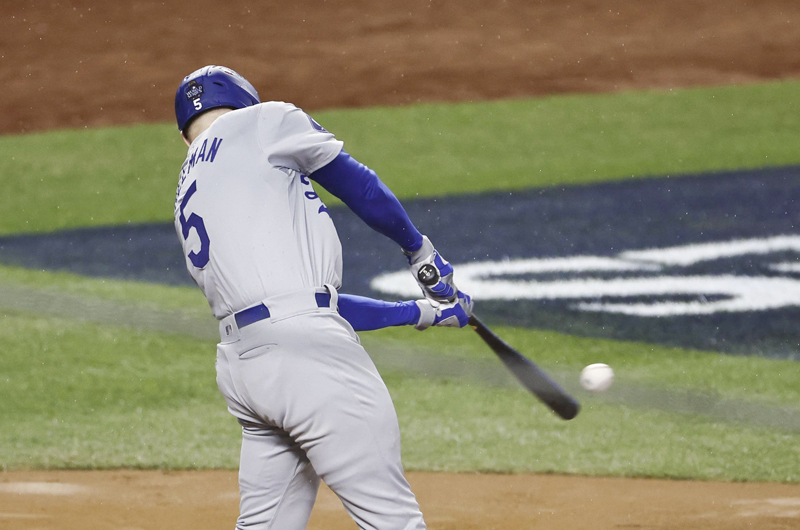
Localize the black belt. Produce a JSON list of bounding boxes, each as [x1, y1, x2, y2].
[[234, 292, 332, 329]]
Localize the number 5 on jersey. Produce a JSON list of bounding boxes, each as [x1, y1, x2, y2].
[[179, 181, 210, 268]]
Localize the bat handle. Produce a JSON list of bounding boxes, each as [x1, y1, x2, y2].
[[417, 262, 460, 303]]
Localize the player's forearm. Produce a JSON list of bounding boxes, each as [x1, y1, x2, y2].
[[310, 150, 424, 252], [337, 293, 421, 331]]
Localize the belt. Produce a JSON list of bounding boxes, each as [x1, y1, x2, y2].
[[234, 292, 332, 329]]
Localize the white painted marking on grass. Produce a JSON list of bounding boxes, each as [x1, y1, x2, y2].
[[619, 235, 800, 266], [370, 235, 800, 317], [769, 262, 800, 273], [371, 256, 660, 299], [0, 482, 87, 495], [576, 276, 800, 316], [458, 256, 660, 275]]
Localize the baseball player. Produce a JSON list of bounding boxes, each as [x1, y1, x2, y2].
[[173, 65, 472, 530]]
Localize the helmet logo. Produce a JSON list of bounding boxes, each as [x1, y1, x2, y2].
[[185, 81, 204, 100]]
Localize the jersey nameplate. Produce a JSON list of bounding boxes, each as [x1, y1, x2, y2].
[[175, 136, 224, 205]]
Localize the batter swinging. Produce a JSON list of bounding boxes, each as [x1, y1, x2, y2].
[[173, 65, 472, 530]]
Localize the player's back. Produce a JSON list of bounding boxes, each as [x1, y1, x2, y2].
[[174, 102, 344, 319]]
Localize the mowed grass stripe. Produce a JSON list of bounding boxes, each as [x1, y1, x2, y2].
[[1, 304, 798, 480], [2, 265, 799, 407], [3, 269, 799, 412], [2, 81, 800, 235], [0, 301, 797, 481]]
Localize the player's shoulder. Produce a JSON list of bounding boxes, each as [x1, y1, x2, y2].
[[256, 101, 302, 120], [198, 104, 262, 136], [256, 101, 325, 138]]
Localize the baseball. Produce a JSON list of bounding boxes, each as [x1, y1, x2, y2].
[[580, 363, 614, 392]]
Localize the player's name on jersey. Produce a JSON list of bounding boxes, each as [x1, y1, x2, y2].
[[182, 137, 224, 175], [176, 136, 224, 205]]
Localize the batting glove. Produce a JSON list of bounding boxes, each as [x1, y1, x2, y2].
[[415, 291, 473, 330], [404, 235, 458, 303]]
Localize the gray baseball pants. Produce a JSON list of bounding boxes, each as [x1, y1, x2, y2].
[[215, 287, 426, 530]]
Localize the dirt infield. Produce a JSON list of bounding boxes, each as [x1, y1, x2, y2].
[[5, 0, 800, 528], [3, 0, 800, 135], [0, 470, 798, 530]]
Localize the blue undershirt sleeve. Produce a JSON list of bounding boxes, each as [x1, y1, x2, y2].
[[337, 294, 421, 332], [309, 150, 424, 252]]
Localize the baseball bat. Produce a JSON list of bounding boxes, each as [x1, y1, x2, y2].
[[417, 263, 580, 420], [467, 314, 580, 420]]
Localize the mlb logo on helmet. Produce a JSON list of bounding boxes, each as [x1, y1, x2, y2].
[[185, 81, 204, 100]]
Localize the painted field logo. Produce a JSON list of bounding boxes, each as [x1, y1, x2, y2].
[[372, 235, 800, 317], [1, 167, 798, 356]]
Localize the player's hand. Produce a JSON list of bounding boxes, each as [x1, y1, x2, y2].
[[414, 291, 473, 330], [404, 235, 458, 303]]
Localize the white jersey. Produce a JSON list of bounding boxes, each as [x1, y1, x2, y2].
[[174, 102, 344, 319]]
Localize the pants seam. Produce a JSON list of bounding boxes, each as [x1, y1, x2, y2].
[[263, 455, 307, 530]]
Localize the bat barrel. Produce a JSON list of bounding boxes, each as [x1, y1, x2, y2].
[[469, 315, 580, 420]]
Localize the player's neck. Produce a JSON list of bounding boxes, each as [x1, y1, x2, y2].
[[183, 108, 234, 146]]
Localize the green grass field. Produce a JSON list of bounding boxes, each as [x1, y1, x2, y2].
[[1, 81, 799, 481], [3, 81, 800, 235]]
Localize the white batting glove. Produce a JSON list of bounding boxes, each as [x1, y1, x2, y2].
[[404, 236, 458, 303], [414, 291, 474, 330]]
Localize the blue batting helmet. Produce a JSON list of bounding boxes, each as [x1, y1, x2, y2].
[[174, 65, 260, 131]]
